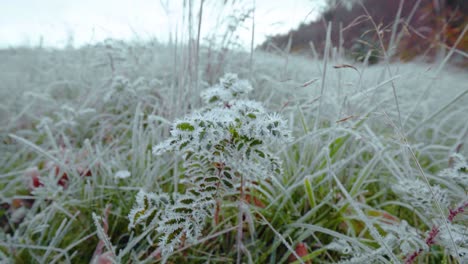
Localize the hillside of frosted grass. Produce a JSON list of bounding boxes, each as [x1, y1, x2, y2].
[[1, 43, 466, 149]]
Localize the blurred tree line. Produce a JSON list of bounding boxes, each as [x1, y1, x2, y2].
[[260, 0, 467, 65]]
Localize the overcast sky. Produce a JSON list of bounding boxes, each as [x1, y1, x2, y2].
[[0, 0, 326, 49]]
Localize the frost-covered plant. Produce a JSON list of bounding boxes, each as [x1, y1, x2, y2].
[[103, 75, 161, 113], [326, 154, 467, 263], [35, 104, 96, 136], [392, 153, 468, 263], [128, 73, 292, 257], [326, 235, 399, 264], [392, 178, 450, 215]]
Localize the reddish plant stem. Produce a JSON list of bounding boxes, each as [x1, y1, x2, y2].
[[214, 199, 221, 225], [448, 201, 467, 222], [213, 163, 224, 225], [236, 174, 245, 264]]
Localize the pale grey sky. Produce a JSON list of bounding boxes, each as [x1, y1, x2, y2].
[[0, 0, 326, 49]]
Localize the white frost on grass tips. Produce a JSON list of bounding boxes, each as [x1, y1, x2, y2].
[[115, 170, 131, 179]]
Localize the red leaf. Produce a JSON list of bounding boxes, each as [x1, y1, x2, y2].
[[288, 242, 311, 264], [24, 167, 43, 189], [77, 166, 93, 177], [244, 194, 266, 208]]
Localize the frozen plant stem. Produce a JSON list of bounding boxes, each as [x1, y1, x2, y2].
[[359, 3, 402, 128]]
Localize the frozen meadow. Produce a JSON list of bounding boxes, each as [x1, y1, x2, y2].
[[0, 40, 467, 263]]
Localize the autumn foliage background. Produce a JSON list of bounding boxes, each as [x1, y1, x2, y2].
[[261, 0, 467, 66]]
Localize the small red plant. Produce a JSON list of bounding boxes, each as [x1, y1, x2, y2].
[[45, 162, 69, 188], [77, 165, 93, 177], [24, 167, 42, 189]]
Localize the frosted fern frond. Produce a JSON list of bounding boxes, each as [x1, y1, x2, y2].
[[338, 248, 389, 264], [200, 73, 253, 104], [438, 223, 468, 246], [238, 111, 292, 144], [129, 191, 214, 254], [436, 221, 468, 259], [156, 192, 215, 256], [128, 190, 171, 229], [391, 154, 468, 263], [439, 153, 468, 188], [326, 239, 357, 255], [130, 73, 291, 258], [152, 139, 173, 156], [379, 220, 427, 255], [201, 87, 232, 104], [456, 247, 468, 262], [92, 213, 116, 261], [327, 235, 398, 264], [153, 100, 291, 166], [111, 75, 130, 92], [183, 154, 236, 194], [392, 178, 450, 212], [104, 75, 132, 102]]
